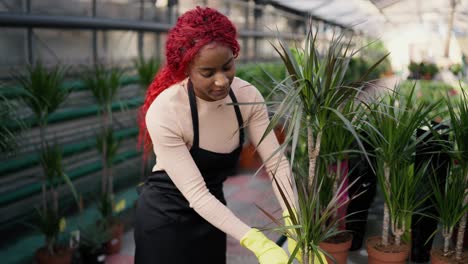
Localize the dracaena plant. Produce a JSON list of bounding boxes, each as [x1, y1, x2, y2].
[[319, 99, 367, 223], [96, 129, 120, 197], [82, 65, 123, 196], [430, 165, 468, 258], [361, 85, 438, 247], [134, 57, 160, 88], [257, 22, 388, 263], [446, 87, 468, 261], [38, 142, 79, 255], [13, 62, 79, 254], [14, 62, 70, 148]]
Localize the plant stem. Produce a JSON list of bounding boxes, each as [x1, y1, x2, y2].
[[303, 246, 309, 264], [382, 164, 391, 246], [391, 219, 405, 246], [53, 187, 58, 214], [101, 111, 108, 195], [455, 190, 467, 260], [442, 227, 452, 256], [108, 167, 113, 195], [307, 124, 321, 192], [334, 159, 344, 221], [39, 120, 48, 212]]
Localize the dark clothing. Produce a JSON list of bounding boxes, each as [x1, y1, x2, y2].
[[134, 81, 244, 264]]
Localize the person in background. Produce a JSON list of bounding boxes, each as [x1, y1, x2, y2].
[[134, 6, 295, 264]]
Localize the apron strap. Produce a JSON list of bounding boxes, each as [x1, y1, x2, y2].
[[228, 89, 245, 146], [187, 79, 244, 148], [187, 80, 200, 148]]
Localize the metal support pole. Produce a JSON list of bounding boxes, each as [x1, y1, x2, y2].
[[138, 0, 144, 59], [244, 1, 251, 60], [155, 33, 161, 59], [92, 0, 98, 65], [25, 0, 33, 64]]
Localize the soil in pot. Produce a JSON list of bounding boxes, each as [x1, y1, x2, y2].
[[320, 232, 353, 264], [35, 246, 73, 264], [431, 248, 468, 264], [366, 236, 410, 264]]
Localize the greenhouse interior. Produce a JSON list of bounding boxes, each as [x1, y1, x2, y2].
[[0, 0, 467, 263]]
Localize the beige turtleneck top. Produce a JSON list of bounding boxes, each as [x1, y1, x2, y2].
[[145, 77, 293, 241]]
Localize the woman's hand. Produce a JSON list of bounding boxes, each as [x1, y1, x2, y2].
[[240, 228, 289, 264]]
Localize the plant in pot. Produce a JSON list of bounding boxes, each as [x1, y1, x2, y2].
[[82, 64, 124, 254], [35, 143, 80, 264], [315, 99, 368, 264], [255, 22, 388, 263], [96, 185, 127, 255], [14, 62, 79, 263], [361, 86, 438, 264], [429, 165, 468, 264], [431, 87, 468, 263]]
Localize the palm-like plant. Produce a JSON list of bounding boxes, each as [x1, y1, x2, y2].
[[134, 57, 160, 88], [96, 129, 120, 196], [259, 23, 388, 263], [430, 165, 468, 257], [38, 142, 79, 255], [446, 87, 468, 261], [319, 99, 366, 222], [361, 86, 438, 247], [82, 65, 123, 196], [14, 63, 69, 147], [13, 63, 78, 257]]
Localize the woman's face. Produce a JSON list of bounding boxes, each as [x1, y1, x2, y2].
[[188, 43, 236, 101]]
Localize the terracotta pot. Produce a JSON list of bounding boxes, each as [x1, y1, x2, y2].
[[239, 124, 286, 171], [105, 222, 124, 255], [35, 246, 73, 264], [319, 233, 352, 264], [431, 248, 468, 264], [366, 236, 410, 264], [239, 143, 262, 170]]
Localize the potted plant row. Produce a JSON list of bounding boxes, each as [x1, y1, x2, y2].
[[430, 88, 468, 263], [14, 62, 80, 264], [254, 21, 389, 263]]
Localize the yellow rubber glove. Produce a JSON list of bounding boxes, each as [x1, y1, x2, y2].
[[240, 228, 289, 264], [283, 210, 327, 264]]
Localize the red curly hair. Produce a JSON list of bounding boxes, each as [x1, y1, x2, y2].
[[138, 7, 240, 156]]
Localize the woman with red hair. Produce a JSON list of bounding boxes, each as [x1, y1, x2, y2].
[[135, 7, 293, 264]]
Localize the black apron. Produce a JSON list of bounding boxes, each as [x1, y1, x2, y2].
[[134, 80, 244, 264]]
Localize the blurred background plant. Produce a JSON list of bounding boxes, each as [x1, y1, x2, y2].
[[134, 57, 160, 89]]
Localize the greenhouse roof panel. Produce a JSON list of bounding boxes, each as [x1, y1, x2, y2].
[[271, 0, 468, 37]]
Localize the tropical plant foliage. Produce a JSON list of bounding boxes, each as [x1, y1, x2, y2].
[[430, 165, 468, 256], [445, 87, 468, 260], [14, 62, 79, 255], [134, 57, 160, 88], [13, 62, 70, 144], [361, 85, 438, 246], [83, 64, 123, 196], [257, 22, 389, 263]]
